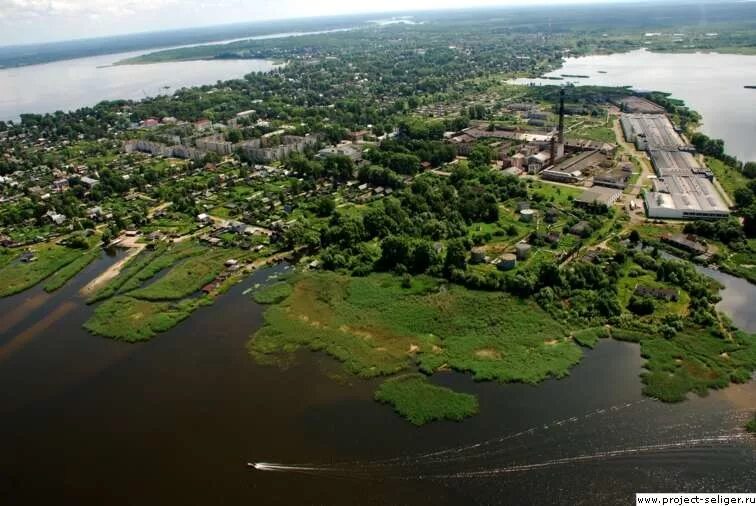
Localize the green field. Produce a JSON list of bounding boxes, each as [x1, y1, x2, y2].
[[374, 374, 479, 425]]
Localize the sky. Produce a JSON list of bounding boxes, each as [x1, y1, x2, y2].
[[0, 0, 648, 46]]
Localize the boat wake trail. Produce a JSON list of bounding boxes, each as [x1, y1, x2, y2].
[[433, 434, 749, 479], [248, 462, 360, 477], [246, 402, 753, 480], [248, 431, 751, 480]]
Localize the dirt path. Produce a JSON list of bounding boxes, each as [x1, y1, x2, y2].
[[79, 236, 145, 296]]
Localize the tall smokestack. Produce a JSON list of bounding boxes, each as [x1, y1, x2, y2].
[[558, 87, 565, 144]]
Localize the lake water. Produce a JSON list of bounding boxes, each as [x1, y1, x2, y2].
[[0, 51, 278, 122], [0, 256, 753, 504], [511, 49, 756, 163], [0, 26, 365, 122]]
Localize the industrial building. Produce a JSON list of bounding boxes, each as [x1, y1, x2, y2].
[[540, 150, 606, 184], [645, 176, 729, 220], [648, 150, 713, 179], [620, 114, 685, 151], [575, 187, 622, 208], [617, 96, 666, 114], [620, 113, 730, 220]]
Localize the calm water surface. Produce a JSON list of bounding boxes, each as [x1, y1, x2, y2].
[[0, 255, 753, 505], [0, 53, 278, 122], [0, 26, 366, 122], [512, 49, 756, 163]]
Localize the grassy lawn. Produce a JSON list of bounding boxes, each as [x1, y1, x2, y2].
[[375, 374, 479, 425], [116, 242, 208, 294], [0, 248, 18, 270], [529, 181, 581, 206], [87, 245, 169, 303], [572, 121, 616, 143]]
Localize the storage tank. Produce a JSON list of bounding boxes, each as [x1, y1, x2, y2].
[[520, 209, 536, 222], [470, 247, 486, 265], [497, 253, 517, 271], [515, 243, 532, 260]]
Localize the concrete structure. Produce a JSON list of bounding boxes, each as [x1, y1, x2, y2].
[[541, 169, 582, 184], [621, 113, 729, 220], [239, 135, 318, 163], [520, 209, 537, 222], [495, 253, 517, 271], [470, 247, 487, 265], [515, 243, 532, 260], [124, 139, 204, 161], [511, 153, 526, 170], [662, 234, 708, 255], [620, 114, 684, 151], [575, 187, 622, 208], [617, 96, 666, 114], [196, 134, 234, 156], [317, 142, 363, 162], [645, 176, 729, 220], [527, 151, 552, 174], [80, 176, 99, 188]]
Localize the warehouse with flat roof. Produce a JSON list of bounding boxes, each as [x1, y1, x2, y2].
[[620, 113, 685, 151], [621, 113, 730, 220], [649, 150, 701, 176], [645, 176, 729, 220]]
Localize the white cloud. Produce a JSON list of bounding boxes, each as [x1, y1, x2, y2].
[[0, 0, 631, 45], [0, 0, 180, 18]]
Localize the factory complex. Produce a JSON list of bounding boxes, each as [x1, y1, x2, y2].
[[621, 113, 730, 220]]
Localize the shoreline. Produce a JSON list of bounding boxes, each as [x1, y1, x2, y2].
[[79, 239, 145, 297]]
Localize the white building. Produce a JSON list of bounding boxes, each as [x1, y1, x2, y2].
[[644, 176, 730, 220]]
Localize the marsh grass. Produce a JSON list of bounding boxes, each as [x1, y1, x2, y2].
[[0, 243, 82, 297], [129, 249, 231, 301], [84, 295, 211, 342], [374, 374, 479, 425], [43, 248, 101, 292], [249, 272, 583, 383], [573, 327, 610, 348], [637, 327, 756, 402], [253, 282, 293, 304]]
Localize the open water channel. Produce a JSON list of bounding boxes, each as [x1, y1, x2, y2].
[[0, 252, 753, 504]]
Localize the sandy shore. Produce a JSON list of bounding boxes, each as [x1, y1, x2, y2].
[[79, 237, 145, 296]]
